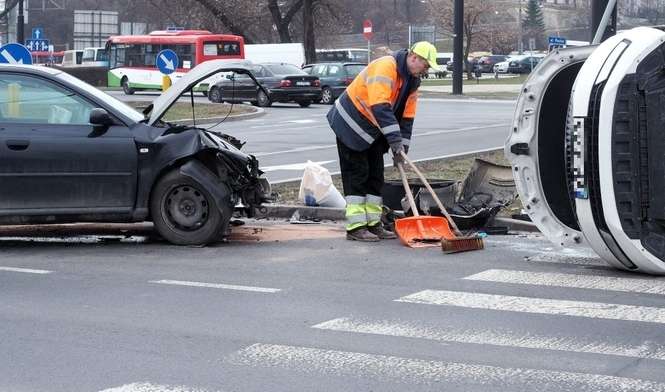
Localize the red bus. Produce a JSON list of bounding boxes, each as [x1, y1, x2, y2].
[[106, 30, 245, 94], [31, 51, 64, 66]]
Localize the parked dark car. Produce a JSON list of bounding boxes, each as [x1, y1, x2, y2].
[[0, 61, 270, 245], [507, 56, 542, 74], [302, 62, 366, 104], [476, 55, 508, 73], [446, 57, 479, 73], [208, 63, 321, 107]]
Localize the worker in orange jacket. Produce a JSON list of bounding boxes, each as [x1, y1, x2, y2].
[[327, 41, 440, 242]]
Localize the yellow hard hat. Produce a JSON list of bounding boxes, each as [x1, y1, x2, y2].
[[410, 41, 440, 71]]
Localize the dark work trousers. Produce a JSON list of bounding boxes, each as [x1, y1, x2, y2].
[[336, 137, 389, 197]]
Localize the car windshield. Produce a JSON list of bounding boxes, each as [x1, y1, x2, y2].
[[56, 71, 144, 123], [264, 64, 306, 76], [344, 64, 366, 77]]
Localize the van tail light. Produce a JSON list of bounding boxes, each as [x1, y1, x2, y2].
[[312, 79, 320, 87], [280, 79, 292, 88]]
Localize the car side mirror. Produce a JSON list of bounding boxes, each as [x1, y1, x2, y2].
[[90, 108, 114, 126], [88, 108, 114, 137]]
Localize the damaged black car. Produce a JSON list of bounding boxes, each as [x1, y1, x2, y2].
[[0, 60, 270, 245]]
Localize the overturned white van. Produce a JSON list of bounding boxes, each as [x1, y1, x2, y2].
[[506, 26, 665, 275]]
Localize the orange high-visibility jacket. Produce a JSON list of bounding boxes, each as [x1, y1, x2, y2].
[[327, 49, 420, 151]]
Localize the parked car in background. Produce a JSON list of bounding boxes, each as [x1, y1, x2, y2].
[[493, 55, 526, 73], [0, 61, 269, 245], [302, 62, 365, 104], [208, 62, 321, 107], [446, 57, 479, 73], [507, 56, 543, 74], [477, 55, 508, 72]]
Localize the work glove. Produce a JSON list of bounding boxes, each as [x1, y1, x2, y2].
[[390, 141, 404, 168]]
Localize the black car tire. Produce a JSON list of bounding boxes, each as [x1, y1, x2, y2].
[[121, 77, 135, 95], [150, 169, 224, 245], [256, 90, 272, 107], [321, 87, 334, 105], [208, 87, 223, 103], [297, 100, 311, 108]]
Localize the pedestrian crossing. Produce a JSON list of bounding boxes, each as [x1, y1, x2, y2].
[[222, 263, 665, 390]]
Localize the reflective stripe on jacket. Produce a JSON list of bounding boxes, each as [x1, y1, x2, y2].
[[327, 49, 420, 151]]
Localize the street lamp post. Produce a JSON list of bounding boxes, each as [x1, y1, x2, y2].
[[16, 0, 24, 44]]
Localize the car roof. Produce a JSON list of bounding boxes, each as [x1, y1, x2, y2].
[[0, 64, 63, 76], [303, 62, 366, 67]]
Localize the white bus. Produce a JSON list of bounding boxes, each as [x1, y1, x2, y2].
[[82, 47, 109, 67]]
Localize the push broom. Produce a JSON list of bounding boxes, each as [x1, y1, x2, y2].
[[400, 151, 484, 253]]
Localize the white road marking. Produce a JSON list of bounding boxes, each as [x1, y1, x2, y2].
[[268, 146, 504, 183], [227, 343, 665, 390], [251, 124, 506, 158], [261, 160, 335, 172], [99, 382, 215, 392], [0, 266, 52, 274], [464, 269, 665, 295], [312, 317, 665, 361], [396, 290, 665, 324], [149, 280, 280, 293]]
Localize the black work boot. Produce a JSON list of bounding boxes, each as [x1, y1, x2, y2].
[[368, 224, 397, 240], [346, 227, 380, 242]]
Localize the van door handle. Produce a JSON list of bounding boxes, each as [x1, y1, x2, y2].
[[6, 140, 30, 151]]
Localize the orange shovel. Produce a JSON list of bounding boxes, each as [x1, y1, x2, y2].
[[394, 160, 454, 247]]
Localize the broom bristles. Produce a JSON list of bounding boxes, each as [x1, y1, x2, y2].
[[441, 236, 484, 253]]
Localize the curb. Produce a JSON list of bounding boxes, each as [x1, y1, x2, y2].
[[258, 204, 541, 233], [177, 107, 266, 126], [257, 204, 345, 221]]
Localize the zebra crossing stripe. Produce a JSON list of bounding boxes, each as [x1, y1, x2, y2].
[[463, 269, 665, 295], [395, 290, 665, 324], [312, 317, 665, 361], [227, 343, 665, 391], [0, 266, 52, 274], [98, 382, 215, 392]]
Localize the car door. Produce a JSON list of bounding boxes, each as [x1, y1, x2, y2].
[[0, 71, 138, 214]]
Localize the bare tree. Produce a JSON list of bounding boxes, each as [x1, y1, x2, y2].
[[428, 0, 495, 79], [268, 0, 305, 43]]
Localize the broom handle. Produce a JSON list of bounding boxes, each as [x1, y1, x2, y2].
[[397, 162, 419, 217], [400, 151, 463, 236]]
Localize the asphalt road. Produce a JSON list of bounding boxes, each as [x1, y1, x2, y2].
[[108, 91, 515, 183], [1, 222, 664, 392]]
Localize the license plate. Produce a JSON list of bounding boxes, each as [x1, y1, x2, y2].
[[296, 81, 310, 86]]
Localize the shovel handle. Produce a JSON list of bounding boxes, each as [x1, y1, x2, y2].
[[400, 151, 463, 236], [397, 162, 419, 217]]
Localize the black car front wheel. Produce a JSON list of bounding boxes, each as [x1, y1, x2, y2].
[[256, 90, 272, 107], [321, 87, 334, 105], [208, 87, 223, 103], [150, 170, 224, 245]]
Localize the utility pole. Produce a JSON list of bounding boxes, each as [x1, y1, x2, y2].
[[16, 0, 24, 44], [591, 0, 617, 43], [452, 0, 463, 95], [517, 0, 523, 54]]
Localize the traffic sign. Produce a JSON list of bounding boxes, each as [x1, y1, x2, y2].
[[26, 39, 49, 52], [156, 49, 178, 75], [363, 19, 373, 41], [32, 27, 44, 40], [548, 36, 567, 46], [0, 43, 32, 65]]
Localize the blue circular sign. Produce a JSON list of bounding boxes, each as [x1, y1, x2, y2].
[[0, 43, 32, 65], [156, 49, 178, 75]]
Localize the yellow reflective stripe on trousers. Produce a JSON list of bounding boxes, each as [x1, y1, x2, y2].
[[346, 202, 368, 231], [365, 194, 383, 226]]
